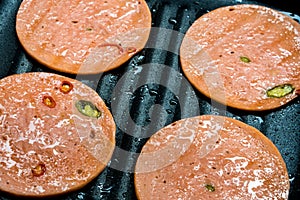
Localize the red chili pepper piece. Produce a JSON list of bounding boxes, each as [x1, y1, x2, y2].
[[60, 81, 73, 94], [42, 96, 56, 108], [32, 163, 46, 177]]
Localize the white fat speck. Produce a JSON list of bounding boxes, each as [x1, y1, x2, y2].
[[203, 125, 221, 138], [224, 180, 231, 186], [49, 178, 63, 187], [38, 73, 53, 78], [193, 165, 200, 171], [232, 177, 240, 186], [9, 114, 18, 119], [217, 169, 223, 177], [253, 169, 262, 176], [244, 180, 248, 187], [294, 36, 300, 49], [148, 140, 162, 147], [282, 190, 289, 199], [53, 149, 59, 155], [0, 156, 16, 169], [240, 139, 251, 147], [199, 120, 211, 128], [27, 118, 45, 134], [90, 121, 101, 131], [70, 114, 86, 121], [0, 114, 7, 127], [55, 119, 70, 128], [28, 120, 36, 132], [81, 124, 88, 128], [225, 156, 249, 172], [264, 168, 273, 174], [2, 139, 13, 153], [10, 96, 24, 103], [6, 158, 16, 168], [17, 168, 23, 176], [225, 66, 235, 70], [26, 150, 35, 155], [179, 132, 195, 143], [0, 103, 5, 110], [126, 1, 139, 8], [279, 48, 292, 57], [247, 179, 264, 199], [41, 140, 60, 149], [118, 10, 136, 20], [166, 134, 175, 140], [36, 118, 45, 127], [61, 184, 70, 191], [28, 139, 36, 144], [225, 156, 247, 163], [15, 135, 27, 142], [36, 186, 45, 193], [61, 49, 68, 56]]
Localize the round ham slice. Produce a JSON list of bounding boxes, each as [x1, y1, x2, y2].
[[180, 4, 300, 111], [16, 0, 151, 74], [0, 72, 116, 197], [134, 115, 289, 199]]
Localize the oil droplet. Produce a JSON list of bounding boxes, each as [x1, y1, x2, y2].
[[145, 117, 151, 123], [121, 192, 127, 199], [77, 192, 86, 200], [289, 174, 295, 182], [253, 116, 264, 124], [166, 109, 173, 114], [232, 116, 242, 121], [169, 99, 178, 105], [100, 185, 113, 194], [168, 18, 178, 25], [280, 11, 300, 22], [149, 89, 158, 96], [138, 96, 144, 101]]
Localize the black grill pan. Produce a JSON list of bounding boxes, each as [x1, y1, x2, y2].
[[0, 0, 299, 199]]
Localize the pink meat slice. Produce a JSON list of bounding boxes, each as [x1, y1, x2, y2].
[[135, 115, 289, 200]]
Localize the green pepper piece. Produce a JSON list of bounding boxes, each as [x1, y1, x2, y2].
[[266, 84, 294, 98], [75, 100, 101, 118], [240, 56, 251, 63], [205, 184, 215, 192]]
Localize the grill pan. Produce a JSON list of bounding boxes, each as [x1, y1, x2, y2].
[[0, 0, 299, 199]]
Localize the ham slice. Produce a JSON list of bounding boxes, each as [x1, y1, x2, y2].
[[135, 115, 289, 199]]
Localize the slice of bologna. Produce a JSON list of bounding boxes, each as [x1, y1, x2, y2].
[[16, 0, 151, 74], [135, 115, 289, 199], [180, 4, 300, 111], [0, 72, 116, 197]]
